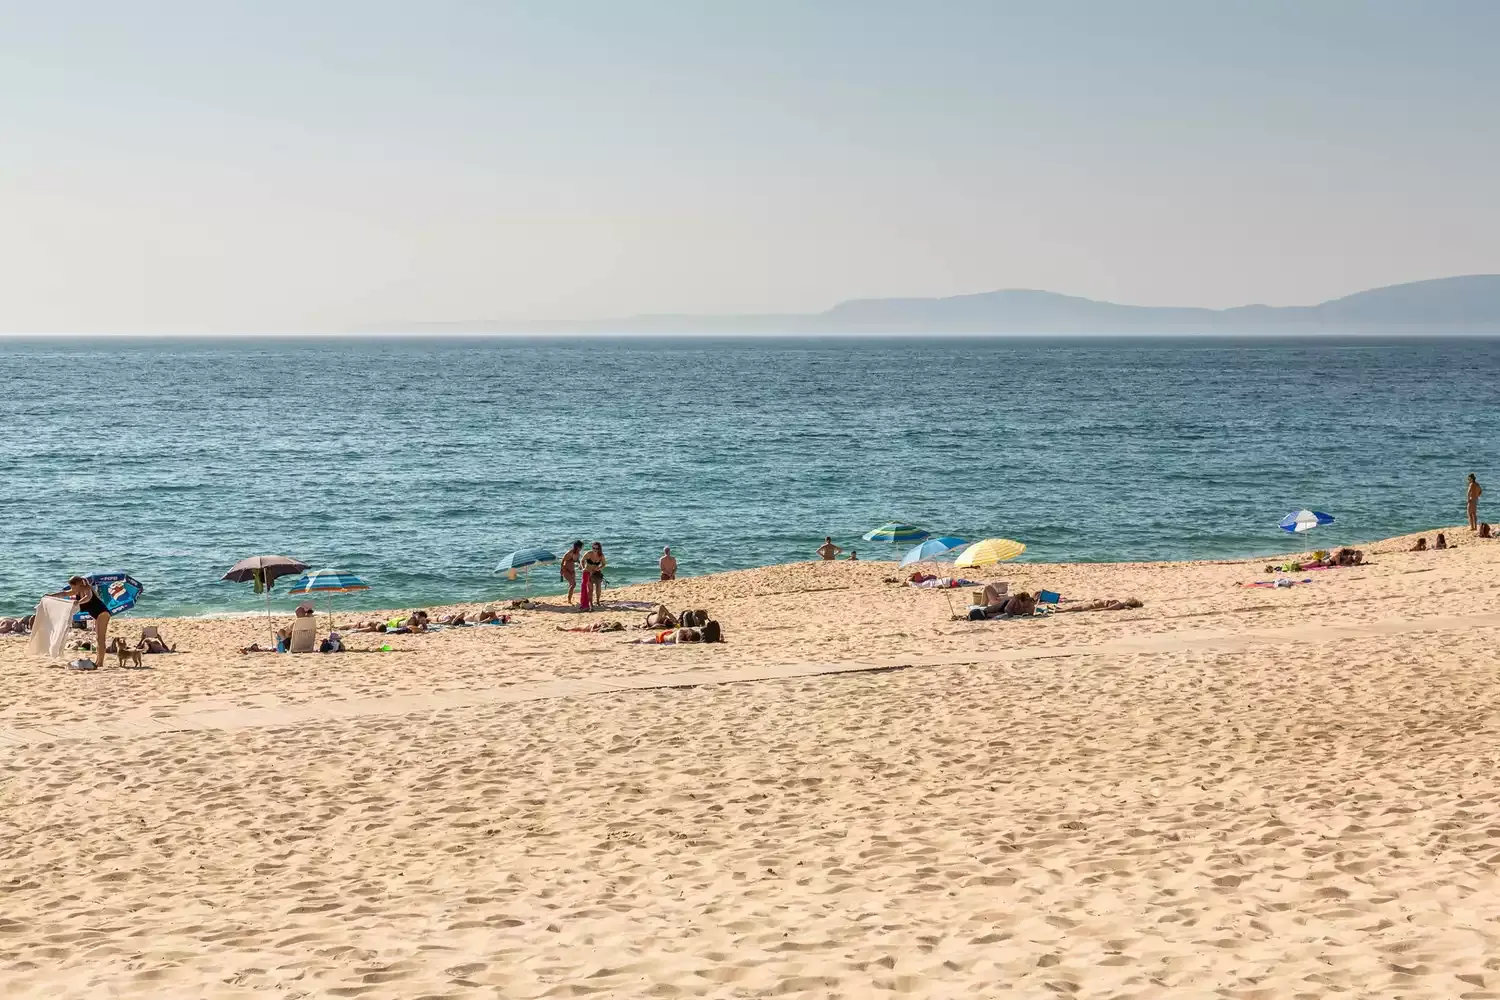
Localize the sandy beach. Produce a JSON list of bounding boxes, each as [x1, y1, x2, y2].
[[4, 527, 1500, 998]]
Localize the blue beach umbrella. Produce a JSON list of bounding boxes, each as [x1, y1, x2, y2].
[[1279, 510, 1334, 534], [496, 547, 557, 593], [863, 522, 931, 545], [898, 536, 968, 568], [287, 569, 371, 595], [74, 571, 144, 621], [288, 568, 371, 628]]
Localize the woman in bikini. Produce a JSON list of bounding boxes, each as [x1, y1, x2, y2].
[[582, 542, 606, 608], [560, 541, 583, 605], [49, 576, 112, 665]]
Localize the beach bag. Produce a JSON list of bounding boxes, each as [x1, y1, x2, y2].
[[967, 607, 986, 621]]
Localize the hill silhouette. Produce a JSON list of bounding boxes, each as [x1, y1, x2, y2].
[[403, 274, 1500, 334]]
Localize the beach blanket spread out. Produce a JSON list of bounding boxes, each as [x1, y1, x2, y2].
[[27, 596, 73, 658]]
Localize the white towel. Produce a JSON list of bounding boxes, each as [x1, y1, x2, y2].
[[26, 596, 74, 659]]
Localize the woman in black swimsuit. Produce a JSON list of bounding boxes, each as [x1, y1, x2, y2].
[[49, 576, 111, 666], [582, 543, 606, 607]]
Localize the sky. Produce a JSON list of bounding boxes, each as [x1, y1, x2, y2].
[[2, 0, 1498, 332]]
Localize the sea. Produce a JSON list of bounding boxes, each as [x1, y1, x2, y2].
[[2, 335, 1497, 618]]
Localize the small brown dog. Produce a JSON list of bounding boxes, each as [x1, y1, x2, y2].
[[116, 645, 144, 669]]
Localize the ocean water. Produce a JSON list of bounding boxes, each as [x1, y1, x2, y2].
[[2, 335, 1497, 617]]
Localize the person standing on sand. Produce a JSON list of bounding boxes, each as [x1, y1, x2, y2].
[[659, 546, 677, 581], [583, 542, 606, 607], [48, 576, 111, 666], [560, 540, 583, 605], [1468, 474, 1483, 531], [817, 537, 843, 561]]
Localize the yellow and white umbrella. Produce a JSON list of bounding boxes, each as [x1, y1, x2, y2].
[[954, 537, 1026, 568]]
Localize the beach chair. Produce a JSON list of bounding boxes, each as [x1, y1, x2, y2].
[[288, 617, 319, 654]]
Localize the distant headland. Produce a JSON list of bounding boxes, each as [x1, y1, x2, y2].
[[397, 274, 1500, 335]]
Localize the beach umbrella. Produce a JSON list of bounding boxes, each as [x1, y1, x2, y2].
[[495, 547, 557, 594], [288, 569, 370, 629], [954, 538, 1027, 568], [898, 536, 968, 568], [1279, 510, 1334, 534], [222, 555, 309, 633], [863, 522, 931, 544], [222, 554, 308, 589], [76, 571, 144, 620]]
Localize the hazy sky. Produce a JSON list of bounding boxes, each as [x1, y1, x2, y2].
[[3, 1, 1498, 332]]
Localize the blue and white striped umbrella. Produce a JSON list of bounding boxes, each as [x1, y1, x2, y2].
[[495, 547, 557, 573], [899, 536, 967, 568], [287, 568, 370, 595], [863, 522, 931, 544], [496, 547, 557, 592], [75, 570, 144, 619], [1279, 510, 1334, 534]]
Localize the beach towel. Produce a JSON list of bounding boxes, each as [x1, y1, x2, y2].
[[1241, 578, 1313, 588], [27, 596, 73, 659]]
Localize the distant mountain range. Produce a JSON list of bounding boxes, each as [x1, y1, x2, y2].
[[401, 274, 1500, 334]]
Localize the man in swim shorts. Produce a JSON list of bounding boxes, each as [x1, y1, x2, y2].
[[817, 537, 843, 561]]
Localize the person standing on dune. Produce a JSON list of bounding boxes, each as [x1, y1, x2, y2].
[[1468, 473, 1483, 531]]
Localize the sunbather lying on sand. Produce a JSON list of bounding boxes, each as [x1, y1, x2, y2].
[[0, 615, 33, 634], [345, 611, 431, 634], [343, 620, 389, 633], [977, 592, 1037, 618], [240, 627, 292, 653], [558, 621, 625, 633], [643, 604, 678, 628], [628, 621, 723, 644], [136, 627, 176, 653], [1055, 597, 1144, 612]]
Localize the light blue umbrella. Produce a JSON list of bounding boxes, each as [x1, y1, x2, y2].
[[287, 569, 370, 595], [496, 547, 557, 593], [898, 536, 967, 568], [863, 522, 931, 544], [288, 568, 370, 628]]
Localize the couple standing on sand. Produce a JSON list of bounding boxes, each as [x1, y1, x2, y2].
[[560, 541, 605, 610], [559, 542, 680, 611]]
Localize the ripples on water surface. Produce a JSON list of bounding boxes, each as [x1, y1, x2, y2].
[[1, 336, 1496, 615]]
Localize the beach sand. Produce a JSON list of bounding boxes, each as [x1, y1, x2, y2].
[[3, 528, 1500, 997]]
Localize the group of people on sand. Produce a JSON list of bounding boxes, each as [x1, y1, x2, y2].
[[556, 542, 679, 611]]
